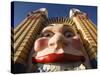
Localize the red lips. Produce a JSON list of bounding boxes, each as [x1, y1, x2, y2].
[[32, 53, 85, 63]]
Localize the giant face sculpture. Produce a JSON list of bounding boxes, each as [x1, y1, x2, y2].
[[32, 24, 86, 72]]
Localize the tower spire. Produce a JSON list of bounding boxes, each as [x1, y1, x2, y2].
[[69, 8, 97, 68], [12, 8, 48, 73]]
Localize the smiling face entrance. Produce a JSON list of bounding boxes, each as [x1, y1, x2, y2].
[[32, 24, 85, 63]]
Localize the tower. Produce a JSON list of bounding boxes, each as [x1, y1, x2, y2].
[[69, 8, 97, 68], [12, 8, 48, 73]]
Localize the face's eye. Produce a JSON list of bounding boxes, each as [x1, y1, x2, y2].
[[64, 31, 74, 38], [40, 31, 54, 38]]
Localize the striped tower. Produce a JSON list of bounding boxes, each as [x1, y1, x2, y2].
[[12, 8, 48, 73], [69, 8, 97, 68]]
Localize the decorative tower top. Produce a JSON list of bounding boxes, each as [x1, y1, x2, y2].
[[69, 8, 88, 18], [69, 8, 82, 18], [38, 8, 48, 17], [27, 8, 48, 18]]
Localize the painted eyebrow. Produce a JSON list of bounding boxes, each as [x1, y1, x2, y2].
[[63, 25, 73, 30], [43, 24, 72, 32], [63, 25, 75, 35], [47, 24, 54, 27], [41, 25, 53, 33], [63, 25, 71, 27]]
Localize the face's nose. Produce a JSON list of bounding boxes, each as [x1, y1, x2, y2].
[[48, 33, 67, 50]]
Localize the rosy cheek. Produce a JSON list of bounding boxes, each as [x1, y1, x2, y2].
[[34, 38, 49, 51], [72, 36, 83, 50]]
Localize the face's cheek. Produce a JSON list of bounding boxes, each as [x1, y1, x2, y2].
[[34, 37, 49, 52], [71, 36, 83, 50]]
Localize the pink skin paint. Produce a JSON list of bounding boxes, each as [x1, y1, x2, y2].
[[32, 24, 85, 63]]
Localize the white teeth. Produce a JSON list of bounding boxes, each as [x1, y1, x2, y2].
[[37, 62, 86, 72], [50, 64, 59, 72], [44, 64, 51, 72], [42, 64, 47, 71], [79, 64, 86, 70], [73, 64, 86, 70]]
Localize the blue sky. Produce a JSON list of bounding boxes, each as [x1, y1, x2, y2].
[[12, 1, 97, 28]]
